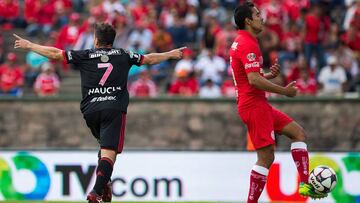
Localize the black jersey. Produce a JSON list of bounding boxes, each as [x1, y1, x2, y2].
[[63, 48, 143, 114]]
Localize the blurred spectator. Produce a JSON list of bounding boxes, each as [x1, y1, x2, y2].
[[168, 70, 198, 96], [203, 0, 227, 24], [0, 0, 26, 29], [55, 13, 82, 50], [335, 41, 359, 86], [55, 0, 73, 28], [113, 17, 131, 49], [221, 76, 236, 98], [25, 48, 49, 87], [129, 69, 157, 97], [184, 4, 199, 42], [278, 23, 302, 71], [261, 0, 284, 40], [34, 62, 60, 97], [167, 14, 189, 48], [0, 53, 24, 97], [128, 21, 152, 52], [343, 0, 360, 31], [286, 55, 316, 83], [102, 0, 126, 22], [296, 69, 317, 96], [152, 25, 173, 52], [199, 78, 221, 98], [25, 0, 56, 37], [214, 21, 237, 60], [318, 56, 347, 96], [174, 48, 194, 75], [201, 15, 221, 49], [74, 19, 95, 50], [195, 49, 226, 85], [303, 4, 329, 70], [0, 34, 4, 64]]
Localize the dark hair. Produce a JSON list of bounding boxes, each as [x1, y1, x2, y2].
[[234, 1, 255, 30], [94, 23, 116, 46]]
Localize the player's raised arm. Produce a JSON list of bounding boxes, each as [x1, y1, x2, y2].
[[142, 47, 187, 65], [13, 34, 64, 61]]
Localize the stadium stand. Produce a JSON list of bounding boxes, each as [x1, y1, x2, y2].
[[0, 0, 359, 98]]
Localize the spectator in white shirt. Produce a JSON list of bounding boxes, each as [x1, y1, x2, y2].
[[199, 79, 221, 98], [195, 49, 226, 85], [318, 56, 347, 96], [174, 48, 194, 76]]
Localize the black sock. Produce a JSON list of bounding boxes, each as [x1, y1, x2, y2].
[[93, 157, 113, 195]]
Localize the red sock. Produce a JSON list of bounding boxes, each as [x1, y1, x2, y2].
[[247, 165, 268, 203], [291, 142, 309, 183]]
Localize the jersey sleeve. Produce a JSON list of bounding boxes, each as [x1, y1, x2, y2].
[[123, 49, 144, 66], [62, 50, 88, 64], [233, 44, 261, 74]]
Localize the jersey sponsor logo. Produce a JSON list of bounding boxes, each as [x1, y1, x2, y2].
[[247, 53, 256, 62], [89, 50, 121, 58], [90, 96, 117, 103], [88, 86, 122, 95], [67, 51, 73, 61], [231, 42, 238, 51], [244, 62, 260, 69]]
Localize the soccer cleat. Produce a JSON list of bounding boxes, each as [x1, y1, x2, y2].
[[87, 191, 104, 203], [102, 182, 112, 202], [299, 182, 328, 199]]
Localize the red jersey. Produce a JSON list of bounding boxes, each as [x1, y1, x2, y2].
[[0, 0, 19, 19], [0, 65, 23, 92], [229, 30, 266, 109], [34, 73, 60, 95]]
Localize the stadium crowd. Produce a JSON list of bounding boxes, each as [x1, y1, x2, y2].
[[0, 0, 359, 98]]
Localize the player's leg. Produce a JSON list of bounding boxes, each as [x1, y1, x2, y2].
[[88, 109, 126, 202], [242, 105, 275, 203], [247, 144, 275, 203], [273, 108, 327, 199]]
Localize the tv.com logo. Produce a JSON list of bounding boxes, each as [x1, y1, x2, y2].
[[0, 152, 50, 200]]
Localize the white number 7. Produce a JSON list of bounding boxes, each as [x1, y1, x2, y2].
[[98, 63, 113, 86]]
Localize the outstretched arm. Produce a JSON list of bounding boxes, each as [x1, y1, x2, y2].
[[13, 34, 64, 61], [142, 47, 186, 65]]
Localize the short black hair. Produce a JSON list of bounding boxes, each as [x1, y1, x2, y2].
[[94, 23, 116, 46], [234, 1, 255, 30]]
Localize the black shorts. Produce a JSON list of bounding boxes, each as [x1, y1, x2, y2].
[[83, 109, 126, 153]]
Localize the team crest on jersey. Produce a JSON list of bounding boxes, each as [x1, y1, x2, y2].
[[247, 53, 256, 62], [100, 55, 109, 62], [231, 42, 238, 50]]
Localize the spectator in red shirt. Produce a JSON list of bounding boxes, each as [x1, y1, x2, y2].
[[0, 52, 24, 96], [168, 70, 198, 96], [0, 0, 26, 29], [129, 69, 157, 98], [296, 69, 317, 96], [55, 13, 82, 50], [34, 62, 60, 97], [25, 0, 56, 37], [303, 4, 329, 70], [286, 55, 315, 83], [221, 76, 236, 98]]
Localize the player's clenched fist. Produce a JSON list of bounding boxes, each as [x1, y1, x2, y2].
[[13, 34, 32, 49], [284, 81, 298, 97], [168, 47, 187, 59]]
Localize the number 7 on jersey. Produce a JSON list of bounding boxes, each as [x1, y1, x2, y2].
[[98, 63, 113, 86]]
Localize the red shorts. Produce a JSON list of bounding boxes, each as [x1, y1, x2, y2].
[[239, 103, 293, 149]]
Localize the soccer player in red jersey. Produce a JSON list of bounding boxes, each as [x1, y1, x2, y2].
[[229, 2, 327, 202]]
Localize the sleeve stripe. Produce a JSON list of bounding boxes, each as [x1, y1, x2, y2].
[[139, 55, 144, 65], [62, 50, 68, 63]]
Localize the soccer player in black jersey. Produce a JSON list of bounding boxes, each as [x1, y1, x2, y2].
[[14, 23, 185, 203]]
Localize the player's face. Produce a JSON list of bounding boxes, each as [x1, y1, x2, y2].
[[249, 7, 264, 34]]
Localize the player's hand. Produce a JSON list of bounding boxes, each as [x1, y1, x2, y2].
[[168, 47, 187, 59], [284, 81, 298, 97], [13, 34, 32, 49], [269, 59, 280, 79]]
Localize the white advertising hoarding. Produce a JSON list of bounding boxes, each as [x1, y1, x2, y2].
[[0, 151, 359, 202]]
